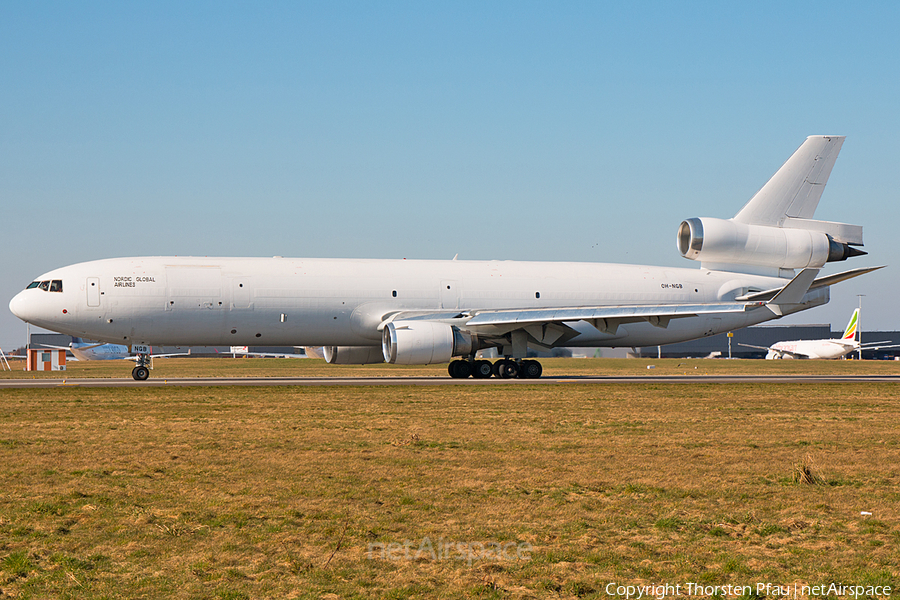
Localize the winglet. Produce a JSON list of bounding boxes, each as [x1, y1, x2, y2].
[[766, 268, 819, 315]]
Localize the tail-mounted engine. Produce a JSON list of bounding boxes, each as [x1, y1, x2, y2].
[[677, 217, 865, 270]]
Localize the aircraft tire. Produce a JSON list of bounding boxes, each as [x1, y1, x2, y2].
[[521, 359, 543, 379], [497, 359, 518, 379], [132, 366, 150, 381], [448, 360, 472, 379], [457, 360, 472, 378], [472, 360, 493, 379]]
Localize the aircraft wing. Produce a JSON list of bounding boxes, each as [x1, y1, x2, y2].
[[860, 342, 900, 350], [461, 302, 758, 332], [767, 347, 809, 359], [384, 302, 765, 351], [37, 344, 72, 351], [736, 266, 885, 302], [124, 351, 190, 361], [242, 352, 308, 358], [421, 267, 817, 338], [736, 342, 809, 359], [737, 343, 772, 352], [40, 341, 113, 351]]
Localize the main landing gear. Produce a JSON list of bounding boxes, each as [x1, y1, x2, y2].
[[448, 358, 543, 379], [132, 354, 151, 381]]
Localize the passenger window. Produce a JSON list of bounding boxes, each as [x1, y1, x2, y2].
[[50, 280, 63, 292], [26, 282, 40, 289], [38, 281, 50, 291]]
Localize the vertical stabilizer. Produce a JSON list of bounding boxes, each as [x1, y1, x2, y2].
[[841, 308, 860, 342], [734, 136, 845, 226]]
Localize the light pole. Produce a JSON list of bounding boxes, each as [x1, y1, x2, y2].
[[857, 294, 865, 360]]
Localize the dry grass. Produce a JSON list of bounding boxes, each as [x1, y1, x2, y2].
[[792, 455, 825, 486], [0, 380, 898, 598]]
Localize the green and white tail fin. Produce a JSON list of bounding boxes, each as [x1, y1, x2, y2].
[[841, 308, 860, 342]]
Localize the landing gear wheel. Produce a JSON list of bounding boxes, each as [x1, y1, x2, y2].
[[472, 360, 493, 379], [448, 360, 472, 379], [520, 359, 543, 379], [132, 366, 150, 381], [456, 360, 472, 378], [496, 359, 518, 379]]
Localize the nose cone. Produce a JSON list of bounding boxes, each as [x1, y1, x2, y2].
[[9, 291, 31, 322]]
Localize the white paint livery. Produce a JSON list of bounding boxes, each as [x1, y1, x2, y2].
[[8, 136, 880, 379]]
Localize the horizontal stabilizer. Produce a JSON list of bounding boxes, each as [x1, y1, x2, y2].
[[782, 217, 863, 246], [735, 266, 884, 302]]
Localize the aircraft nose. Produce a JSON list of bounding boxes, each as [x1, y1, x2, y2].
[[9, 291, 33, 322]]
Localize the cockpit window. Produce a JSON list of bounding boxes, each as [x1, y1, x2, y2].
[[26, 279, 64, 292]]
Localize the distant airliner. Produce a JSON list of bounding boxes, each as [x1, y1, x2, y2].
[[37, 338, 189, 378], [9, 136, 882, 380], [741, 309, 899, 359], [40, 337, 132, 361]]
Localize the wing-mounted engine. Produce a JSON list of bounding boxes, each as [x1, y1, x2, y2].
[[382, 321, 479, 365], [677, 217, 865, 271], [323, 345, 385, 364]]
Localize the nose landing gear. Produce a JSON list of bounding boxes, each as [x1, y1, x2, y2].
[[131, 354, 151, 381]]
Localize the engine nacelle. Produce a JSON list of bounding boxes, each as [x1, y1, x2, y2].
[[677, 217, 861, 269], [323, 345, 385, 364], [382, 321, 475, 365]]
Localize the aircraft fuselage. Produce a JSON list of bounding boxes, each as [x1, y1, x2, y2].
[[768, 340, 852, 360], [9, 256, 827, 349]]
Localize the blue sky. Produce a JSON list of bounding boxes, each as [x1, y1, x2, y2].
[[2, 2, 898, 351]]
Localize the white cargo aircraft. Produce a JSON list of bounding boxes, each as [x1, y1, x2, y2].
[[8, 136, 882, 380], [741, 309, 899, 359]]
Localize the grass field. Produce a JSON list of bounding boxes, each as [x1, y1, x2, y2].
[[1, 361, 898, 598]]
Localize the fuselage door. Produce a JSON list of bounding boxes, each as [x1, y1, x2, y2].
[[233, 278, 252, 309], [440, 280, 459, 310], [87, 277, 101, 307]]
